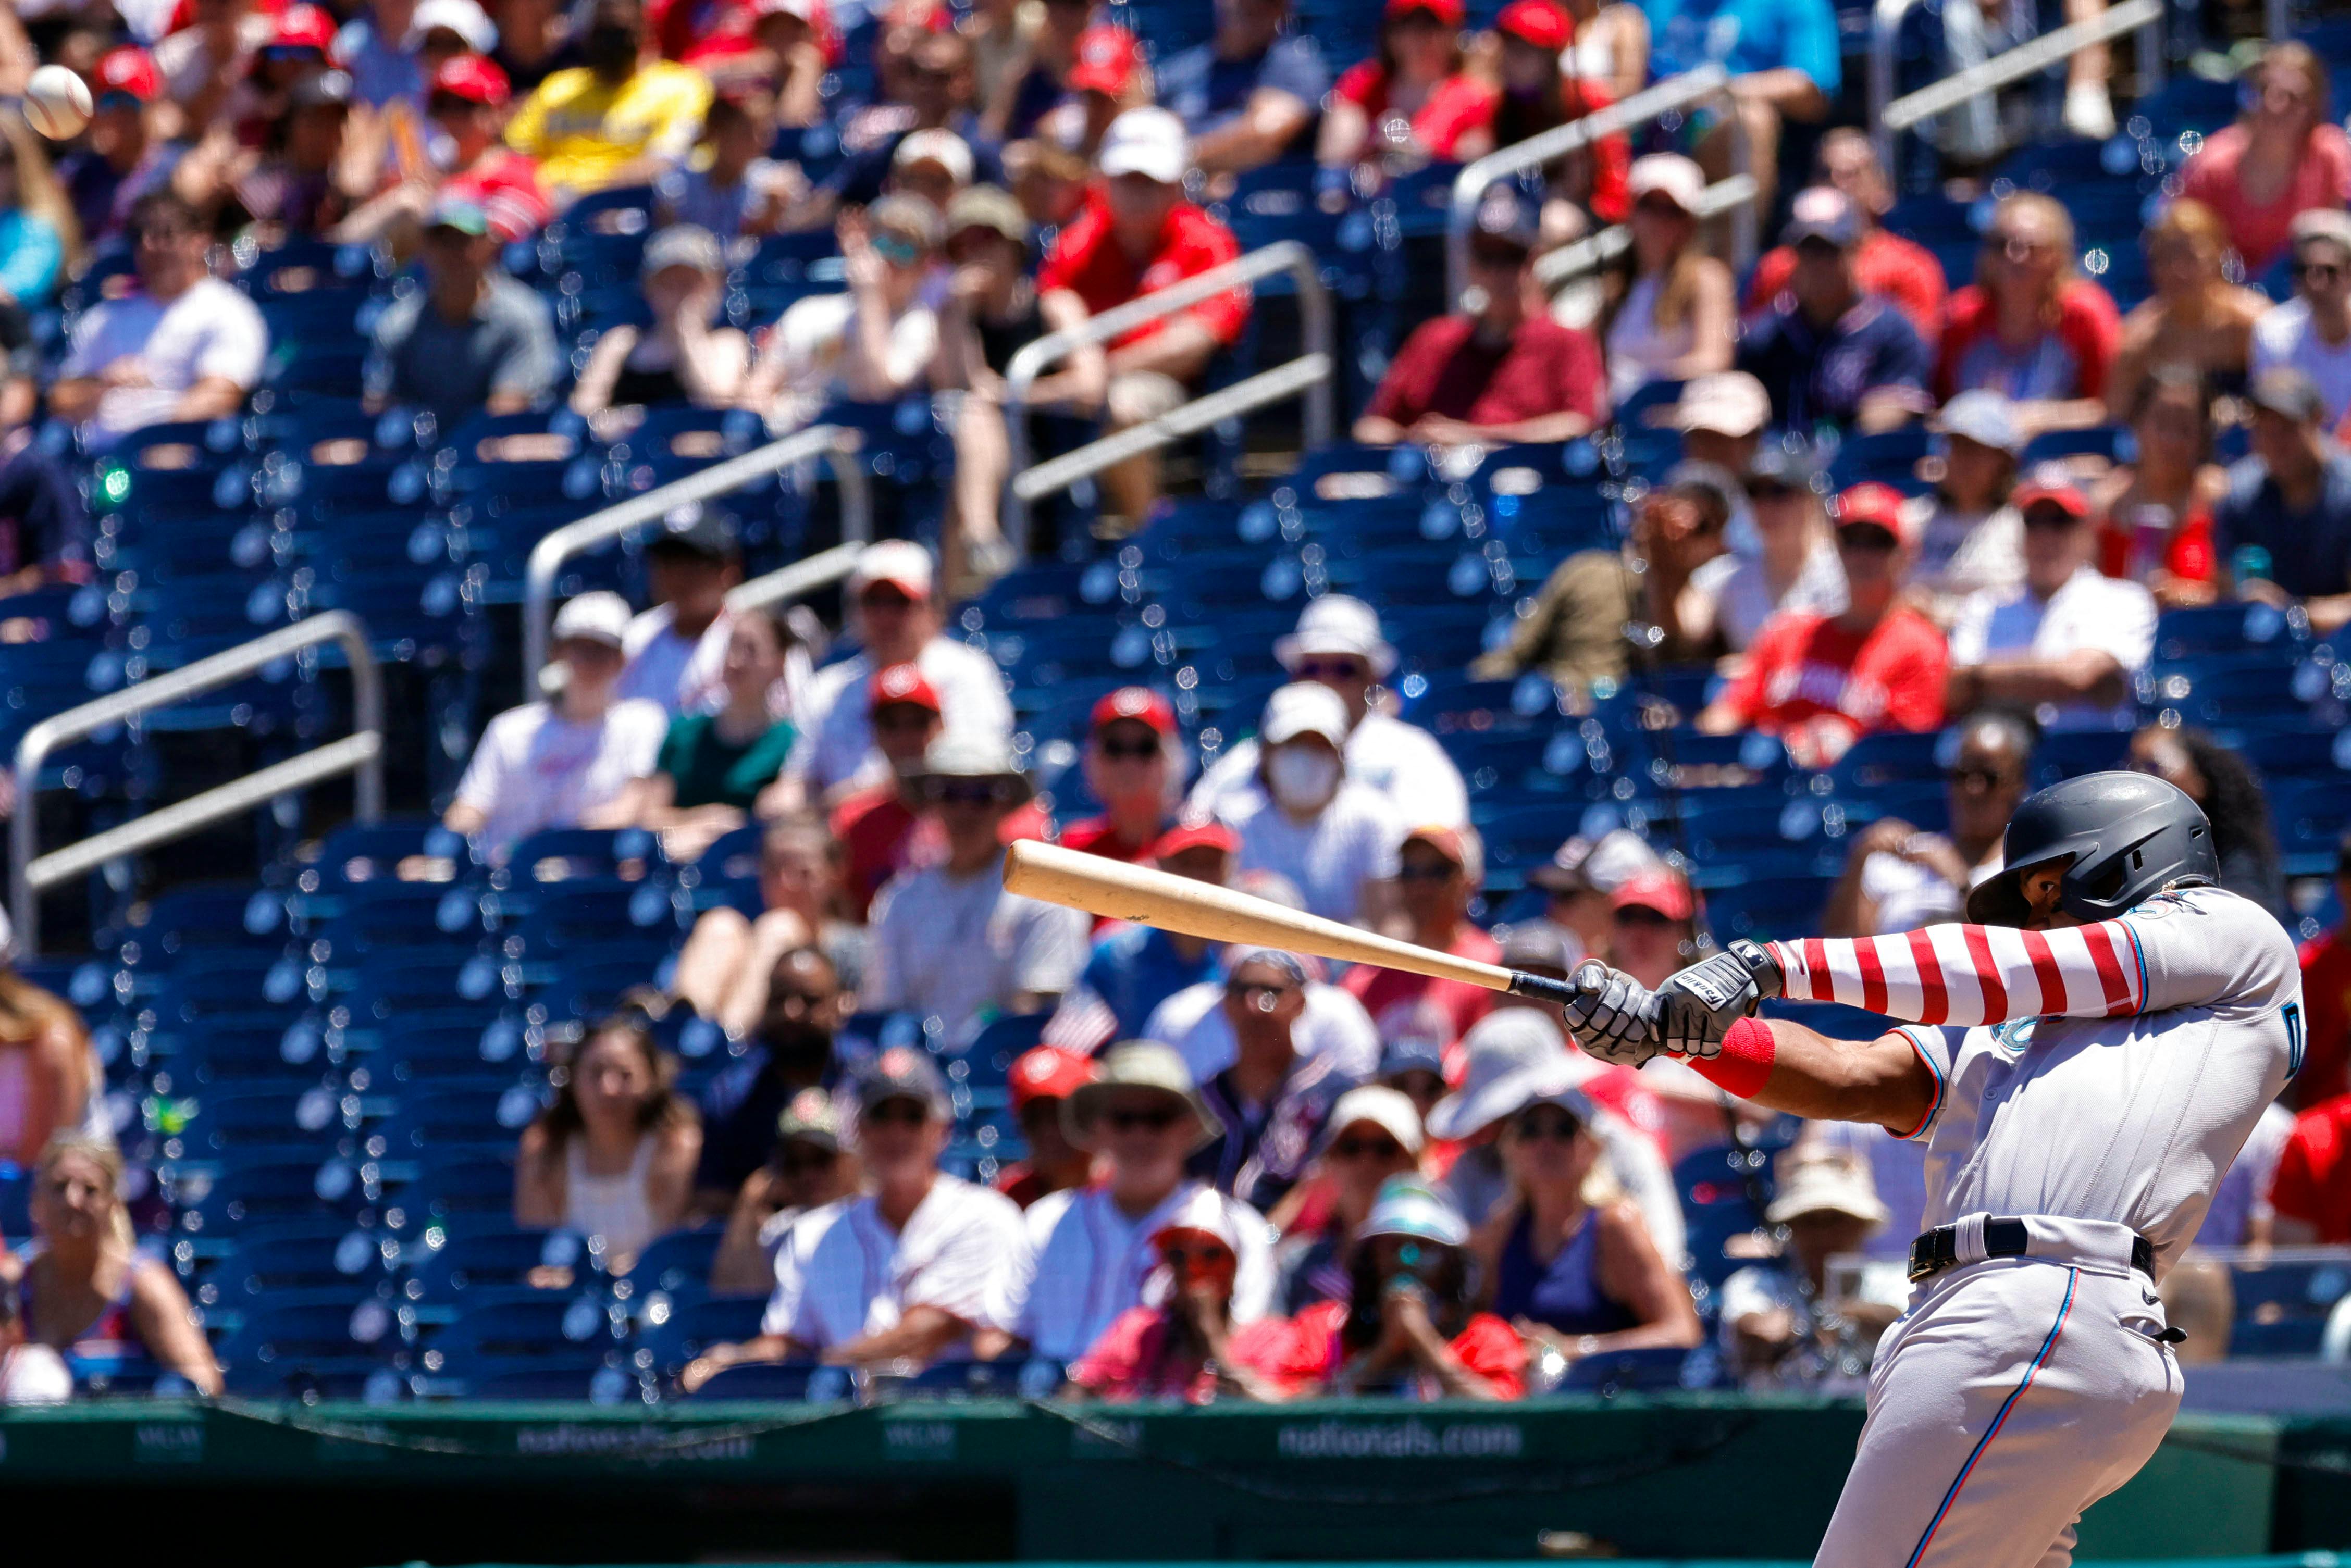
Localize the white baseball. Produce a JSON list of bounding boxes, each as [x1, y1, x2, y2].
[[24, 65, 95, 142]]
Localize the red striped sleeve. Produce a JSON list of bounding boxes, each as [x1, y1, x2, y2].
[[2020, 928, 2067, 1014], [1907, 928, 1949, 1024], [1800, 938, 1830, 1002], [1962, 924, 2004, 1024], [1855, 935, 1889, 1015], [2080, 924, 2134, 1016]]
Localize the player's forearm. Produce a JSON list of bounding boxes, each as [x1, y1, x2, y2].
[[1765, 920, 2149, 1025], [1729, 1019, 1938, 1137]]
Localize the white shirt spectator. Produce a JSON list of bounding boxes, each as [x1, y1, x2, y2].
[[2252, 297, 2351, 427], [1907, 499, 2025, 625], [617, 605, 732, 715], [997, 1181, 1277, 1361], [865, 860, 1092, 1043], [1858, 842, 2003, 934], [1189, 711, 1470, 828], [448, 697, 669, 854], [1688, 538, 1849, 651], [0, 1342, 71, 1405], [1141, 978, 1381, 1083], [1948, 564, 2156, 729], [761, 1176, 1024, 1350], [1214, 781, 1402, 926], [58, 278, 269, 447], [789, 637, 1012, 797], [766, 290, 942, 430]]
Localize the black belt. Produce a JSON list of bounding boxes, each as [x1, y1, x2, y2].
[[1908, 1218, 2154, 1283]]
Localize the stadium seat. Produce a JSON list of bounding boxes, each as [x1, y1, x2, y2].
[[689, 1360, 836, 1400], [404, 1226, 605, 1310], [213, 1288, 407, 1400], [632, 1289, 770, 1385], [191, 1219, 398, 1303], [622, 1224, 729, 1294]]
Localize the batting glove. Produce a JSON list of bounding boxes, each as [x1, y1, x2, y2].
[[1560, 961, 1664, 1067], [1655, 939, 1784, 1058]]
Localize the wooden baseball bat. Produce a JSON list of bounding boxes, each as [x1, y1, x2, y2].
[[1002, 840, 1580, 1006]]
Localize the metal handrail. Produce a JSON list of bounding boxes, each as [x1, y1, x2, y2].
[[1011, 353, 1333, 506], [522, 422, 870, 688], [10, 610, 385, 954], [1001, 240, 1333, 552], [1446, 65, 1751, 306], [1533, 175, 1759, 287], [1874, 0, 2166, 171], [725, 539, 866, 616]]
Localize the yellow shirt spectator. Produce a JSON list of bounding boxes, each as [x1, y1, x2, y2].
[[505, 60, 713, 196]]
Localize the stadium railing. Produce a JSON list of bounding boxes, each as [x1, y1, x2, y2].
[[1533, 174, 1762, 289], [1869, 0, 2166, 175], [519, 422, 870, 689], [9, 611, 386, 954], [1444, 65, 1754, 305], [999, 240, 1336, 551]]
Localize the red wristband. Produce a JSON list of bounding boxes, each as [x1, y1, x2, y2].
[[1690, 1016, 1775, 1099]]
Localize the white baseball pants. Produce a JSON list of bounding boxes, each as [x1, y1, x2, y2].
[[1813, 1252, 2183, 1567]]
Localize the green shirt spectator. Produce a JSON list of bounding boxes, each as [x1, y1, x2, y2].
[[659, 712, 800, 812]]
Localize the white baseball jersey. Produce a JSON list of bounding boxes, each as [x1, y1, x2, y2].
[[1770, 886, 2305, 1568], [761, 1174, 1024, 1350], [1766, 886, 2304, 1280], [995, 1181, 1276, 1362]]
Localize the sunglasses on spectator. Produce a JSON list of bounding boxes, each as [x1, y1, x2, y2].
[[1838, 523, 1900, 552], [1634, 196, 1690, 219], [1330, 1135, 1406, 1161], [2021, 507, 2080, 532], [1613, 904, 1676, 928], [871, 232, 925, 267], [1948, 764, 2015, 791], [1293, 657, 1370, 681], [1228, 979, 1296, 1007], [1104, 1104, 1181, 1131], [1745, 479, 1799, 503], [1393, 861, 1459, 882], [926, 780, 1006, 807], [873, 706, 936, 733], [1511, 1108, 1582, 1141], [777, 1148, 836, 1176], [1161, 1242, 1235, 1271], [859, 586, 915, 611], [863, 1101, 930, 1127], [1095, 737, 1160, 762]]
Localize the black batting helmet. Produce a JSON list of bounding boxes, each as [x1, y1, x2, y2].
[[1965, 771, 2218, 927]]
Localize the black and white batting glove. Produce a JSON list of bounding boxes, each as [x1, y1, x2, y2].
[[1560, 960, 1664, 1067], [1654, 939, 1784, 1058]]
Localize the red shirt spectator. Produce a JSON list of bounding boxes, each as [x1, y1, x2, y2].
[[1329, 60, 1498, 163], [1285, 1299, 1526, 1398], [1036, 188, 1250, 351], [2097, 509, 2218, 588], [2297, 861, 2351, 1106], [1745, 228, 1948, 343], [1055, 687, 1180, 875], [1067, 1303, 1305, 1401], [1343, 825, 1500, 1049], [1361, 314, 1606, 432], [1712, 607, 1948, 752], [2180, 122, 2351, 277], [2269, 1093, 2351, 1242], [1935, 279, 2121, 404]]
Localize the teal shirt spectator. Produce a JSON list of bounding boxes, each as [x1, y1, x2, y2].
[[1642, 0, 1842, 96], [655, 712, 800, 811], [0, 209, 67, 308]]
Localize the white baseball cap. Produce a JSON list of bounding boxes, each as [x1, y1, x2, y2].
[[1273, 594, 1396, 679], [894, 129, 975, 185], [1317, 1085, 1426, 1158], [1764, 1152, 1890, 1228], [1098, 107, 1190, 185], [550, 590, 633, 648], [849, 539, 936, 601], [1628, 153, 1706, 215], [1258, 681, 1350, 747], [1150, 1186, 1242, 1251], [409, 0, 498, 51], [1670, 372, 1772, 439]]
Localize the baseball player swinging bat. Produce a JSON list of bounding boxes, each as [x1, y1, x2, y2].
[[1011, 772, 2306, 1568]]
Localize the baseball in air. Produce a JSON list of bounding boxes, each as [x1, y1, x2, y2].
[[23, 66, 95, 141]]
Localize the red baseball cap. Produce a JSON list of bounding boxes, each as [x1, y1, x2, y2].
[[1495, 0, 1573, 51], [1149, 819, 1240, 862], [1009, 1045, 1096, 1110], [2010, 470, 2091, 520], [1832, 481, 1913, 543], [94, 46, 163, 105], [1612, 868, 1694, 922], [870, 662, 943, 714], [1091, 685, 1176, 738], [1066, 26, 1141, 97], [430, 52, 511, 107], [1387, 0, 1466, 22], [269, 3, 340, 53]]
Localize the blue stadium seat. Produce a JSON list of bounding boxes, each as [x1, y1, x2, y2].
[[622, 1223, 727, 1293], [192, 1220, 397, 1302], [409, 1288, 627, 1397], [402, 1148, 520, 1227], [2226, 1256, 2351, 1358], [632, 1288, 771, 1385], [213, 1288, 406, 1399], [2151, 602, 2309, 662], [168, 1081, 358, 1158], [371, 1079, 547, 1162], [404, 1226, 604, 1308], [689, 1359, 837, 1400], [177, 1150, 375, 1234], [302, 816, 481, 889]]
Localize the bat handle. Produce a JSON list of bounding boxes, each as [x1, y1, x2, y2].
[[1506, 970, 1585, 1008]]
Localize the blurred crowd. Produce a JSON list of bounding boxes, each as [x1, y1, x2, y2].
[[3, 0, 2351, 1404]]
